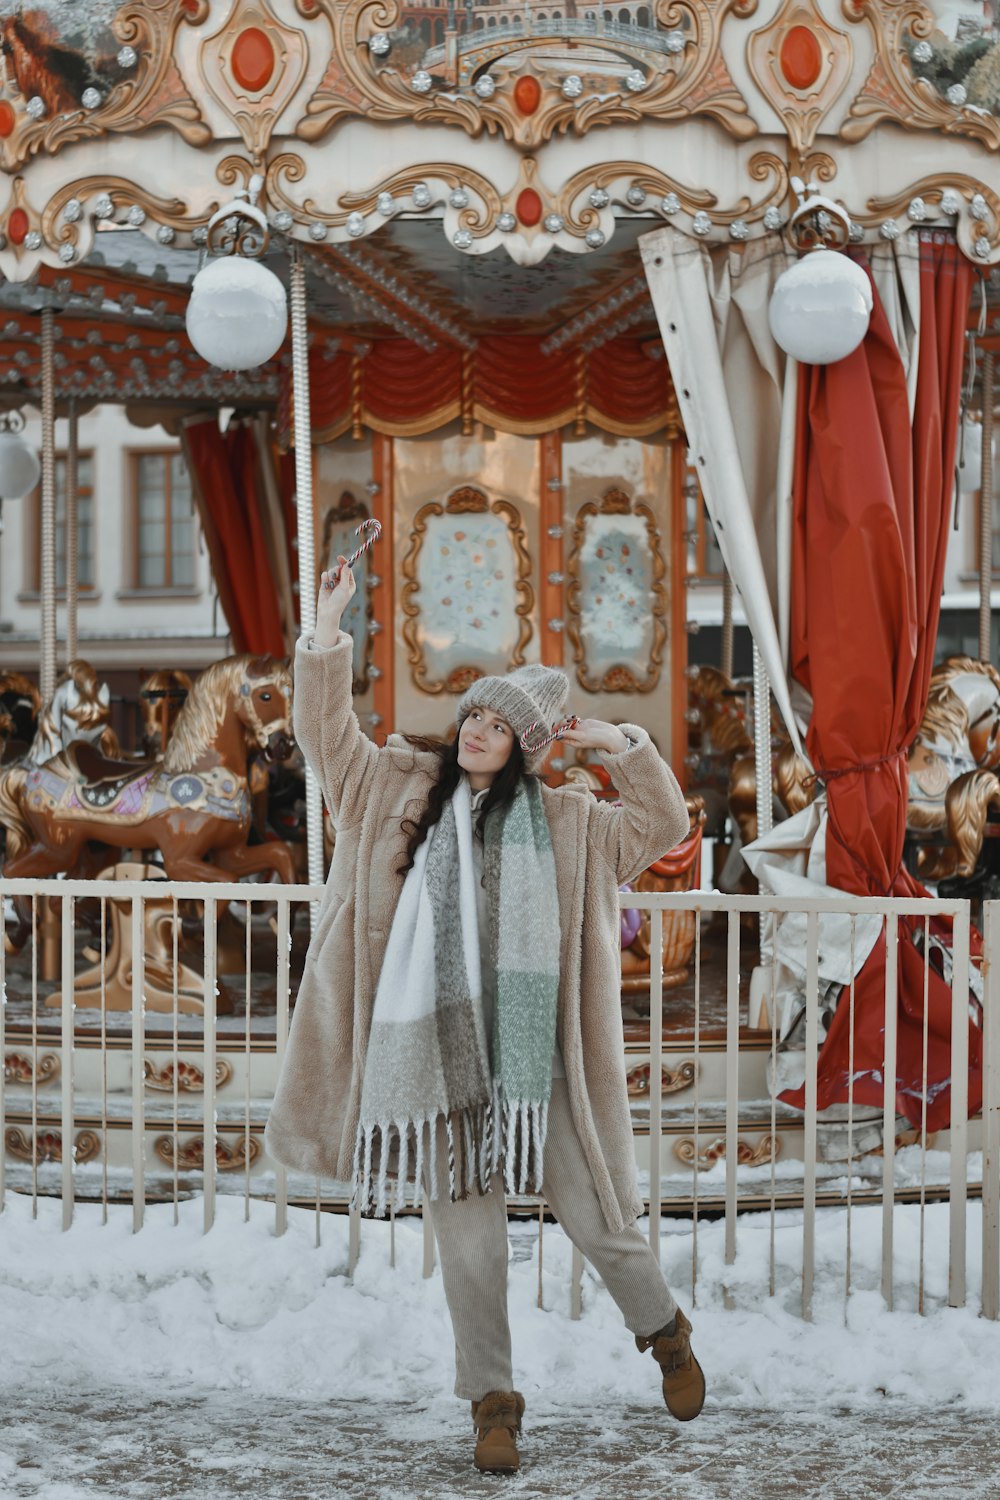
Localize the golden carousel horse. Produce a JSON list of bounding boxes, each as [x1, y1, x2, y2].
[[907, 656, 1000, 883], [0, 654, 296, 947]]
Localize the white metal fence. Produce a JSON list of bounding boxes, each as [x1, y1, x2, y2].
[[1, 878, 996, 1323]]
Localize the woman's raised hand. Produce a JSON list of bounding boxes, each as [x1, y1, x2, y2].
[[559, 717, 629, 755], [314, 555, 356, 646]]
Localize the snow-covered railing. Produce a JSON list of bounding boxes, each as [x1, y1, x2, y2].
[[1, 878, 996, 1323]]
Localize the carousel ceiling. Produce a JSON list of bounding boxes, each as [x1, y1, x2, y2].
[[0, 213, 664, 415]]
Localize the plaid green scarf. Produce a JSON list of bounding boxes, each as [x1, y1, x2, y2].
[[354, 776, 560, 1216]]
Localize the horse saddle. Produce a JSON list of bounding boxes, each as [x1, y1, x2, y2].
[[72, 741, 157, 785]]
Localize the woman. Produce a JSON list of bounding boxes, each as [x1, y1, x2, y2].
[[265, 559, 705, 1473]]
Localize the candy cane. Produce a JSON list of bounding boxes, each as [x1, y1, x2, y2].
[[325, 518, 382, 587], [519, 715, 579, 756]]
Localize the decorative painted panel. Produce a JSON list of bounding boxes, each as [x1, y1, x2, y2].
[[566, 487, 666, 694], [401, 484, 533, 694]]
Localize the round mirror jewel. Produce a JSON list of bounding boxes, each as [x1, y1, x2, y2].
[[912, 40, 933, 65], [879, 218, 900, 240], [156, 224, 175, 245], [273, 209, 294, 232], [585, 228, 606, 249], [849, 220, 865, 243], [543, 213, 564, 233], [126, 204, 146, 227], [412, 70, 433, 94], [62, 199, 83, 223], [453, 229, 473, 250], [24, 230, 42, 250], [450, 187, 469, 209], [26, 96, 45, 119], [58, 243, 76, 263], [310, 220, 329, 240], [94, 194, 114, 219], [412, 183, 432, 209], [626, 185, 647, 207], [940, 189, 962, 216], [947, 83, 967, 106], [192, 225, 209, 245], [907, 198, 928, 222], [971, 194, 989, 221], [81, 87, 101, 110], [661, 193, 681, 216], [497, 211, 516, 233], [729, 220, 750, 241], [763, 206, 784, 231], [376, 193, 395, 216], [346, 213, 365, 238], [117, 45, 137, 68], [692, 211, 712, 236], [976, 236, 992, 259], [624, 69, 647, 92], [589, 187, 610, 209], [665, 30, 686, 54], [369, 33, 391, 57], [474, 73, 496, 99], [562, 74, 583, 99]]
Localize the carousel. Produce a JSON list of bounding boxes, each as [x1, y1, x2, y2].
[[0, 0, 997, 1212]]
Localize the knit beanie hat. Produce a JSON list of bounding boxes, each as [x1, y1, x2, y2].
[[457, 663, 571, 771]]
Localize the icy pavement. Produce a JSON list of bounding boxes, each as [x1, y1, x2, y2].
[[1, 1392, 997, 1500], [1, 1191, 999, 1498]]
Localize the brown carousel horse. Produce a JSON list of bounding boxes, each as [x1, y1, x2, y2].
[[0, 654, 296, 946], [139, 669, 192, 756]]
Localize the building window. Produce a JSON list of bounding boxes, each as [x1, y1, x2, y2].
[[684, 463, 724, 582], [130, 450, 197, 590], [30, 452, 96, 592]]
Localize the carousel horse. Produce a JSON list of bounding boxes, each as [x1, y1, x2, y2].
[[907, 656, 1000, 883], [0, 654, 297, 946], [27, 659, 121, 766], [0, 671, 42, 763], [139, 669, 192, 756]]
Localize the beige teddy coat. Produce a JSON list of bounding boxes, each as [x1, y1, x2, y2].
[[264, 631, 689, 1233]]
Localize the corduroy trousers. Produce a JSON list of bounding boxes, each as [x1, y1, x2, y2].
[[424, 1078, 678, 1400]]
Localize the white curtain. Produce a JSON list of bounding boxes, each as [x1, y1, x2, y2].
[[639, 227, 803, 753]]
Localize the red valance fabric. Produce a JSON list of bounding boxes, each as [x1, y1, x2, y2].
[[182, 417, 288, 659], [279, 335, 676, 442], [787, 235, 978, 1133]]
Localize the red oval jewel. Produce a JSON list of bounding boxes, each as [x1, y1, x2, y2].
[[780, 25, 823, 91], [516, 189, 542, 227], [513, 76, 541, 116], [0, 101, 15, 138], [8, 208, 29, 246], [231, 27, 275, 93]]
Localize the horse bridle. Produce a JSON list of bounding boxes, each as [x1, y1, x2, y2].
[[240, 674, 292, 749]]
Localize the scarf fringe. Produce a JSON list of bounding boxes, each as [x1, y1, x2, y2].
[[352, 1093, 548, 1219]]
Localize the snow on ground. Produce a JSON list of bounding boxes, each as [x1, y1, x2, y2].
[[0, 1190, 996, 1414]]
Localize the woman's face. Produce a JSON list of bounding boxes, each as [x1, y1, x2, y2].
[[457, 707, 515, 788]]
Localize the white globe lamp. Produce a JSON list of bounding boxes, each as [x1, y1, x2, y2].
[[186, 254, 288, 371], [768, 247, 873, 366], [958, 417, 984, 494], [0, 412, 41, 501]]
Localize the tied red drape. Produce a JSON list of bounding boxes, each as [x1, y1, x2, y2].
[[787, 235, 979, 1133], [182, 417, 287, 659]]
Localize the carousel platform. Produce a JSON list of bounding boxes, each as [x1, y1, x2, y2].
[[1, 909, 984, 1215]]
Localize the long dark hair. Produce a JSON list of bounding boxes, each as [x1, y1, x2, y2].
[[398, 714, 526, 875]]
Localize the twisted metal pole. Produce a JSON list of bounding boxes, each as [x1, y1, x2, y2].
[[39, 306, 56, 702], [753, 640, 774, 969], [290, 246, 325, 894], [720, 567, 734, 681], [980, 352, 994, 664], [65, 397, 79, 663]]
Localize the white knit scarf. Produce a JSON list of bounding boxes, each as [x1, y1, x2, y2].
[[354, 776, 560, 1217]]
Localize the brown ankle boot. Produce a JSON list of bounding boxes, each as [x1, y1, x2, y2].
[[470, 1390, 525, 1473], [636, 1308, 706, 1422]]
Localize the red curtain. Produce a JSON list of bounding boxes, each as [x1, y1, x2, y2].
[[182, 416, 287, 658], [279, 334, 674, 441], [787, 235, 979, 1133]]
